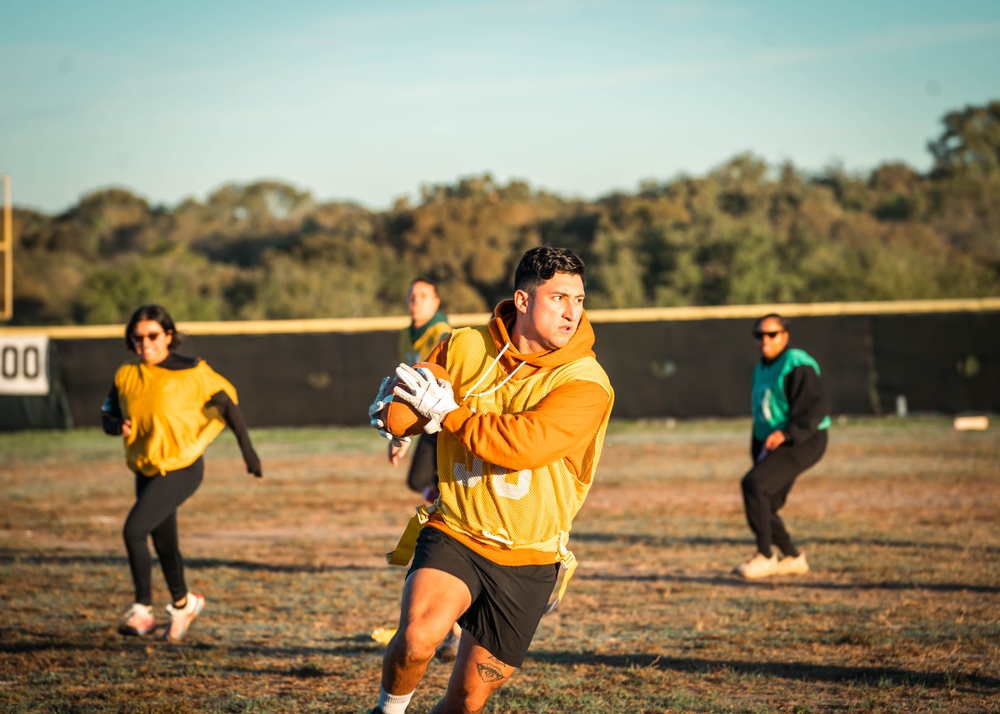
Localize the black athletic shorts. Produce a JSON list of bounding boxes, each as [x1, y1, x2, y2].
[[408, 526, 558, 667]]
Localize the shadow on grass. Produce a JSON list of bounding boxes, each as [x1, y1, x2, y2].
[[575, 532, 749, 548], [574, 531, 1000, 554], [804, 536, 1000, 554], [0, 628, 101, 655], [577, 570, 1000, 594], [0, 550, 380, 574], [0, 628, 384, 661], [527, 650, 1000, 691]]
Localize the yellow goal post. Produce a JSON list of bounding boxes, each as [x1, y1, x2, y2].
[[0, 174, 10, 321]]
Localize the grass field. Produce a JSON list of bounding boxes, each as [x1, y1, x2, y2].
[[1, 417, 998, 713]]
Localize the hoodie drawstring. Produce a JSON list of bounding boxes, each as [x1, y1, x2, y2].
[[462, 342, 526, 400]]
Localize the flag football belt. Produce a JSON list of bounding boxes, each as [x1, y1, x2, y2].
[[385, 503, 434, 566], [385, 506, 579, 614], [544, 532, 578, 614]]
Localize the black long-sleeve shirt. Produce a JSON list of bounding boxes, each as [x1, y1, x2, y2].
[[780, 363, 829, 445]]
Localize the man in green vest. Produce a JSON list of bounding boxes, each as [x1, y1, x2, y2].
[[391, 278, 452, 503], [734, 313, 830, 580], [387, 278, 459, 660]]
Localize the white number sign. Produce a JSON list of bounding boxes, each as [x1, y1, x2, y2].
[[0, 335, 50, 395]]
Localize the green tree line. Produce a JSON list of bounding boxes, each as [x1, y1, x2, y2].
[[9, 101, 1000, 325]]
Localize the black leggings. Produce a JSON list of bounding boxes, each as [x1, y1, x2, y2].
[[741, 431, 827, 558], [123, 457, 204, 605]]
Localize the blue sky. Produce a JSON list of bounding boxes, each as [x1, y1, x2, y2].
[[3, 0, 999, 214]]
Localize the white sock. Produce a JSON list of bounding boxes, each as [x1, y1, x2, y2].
[[378, 687, 414, 714]]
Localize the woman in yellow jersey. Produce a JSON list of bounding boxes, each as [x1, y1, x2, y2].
[[101, 304, 262, 642]]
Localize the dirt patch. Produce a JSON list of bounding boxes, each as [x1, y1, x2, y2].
[[1, 418, 998, 713]]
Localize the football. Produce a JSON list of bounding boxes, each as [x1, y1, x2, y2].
[[381, 361, 453, 438]]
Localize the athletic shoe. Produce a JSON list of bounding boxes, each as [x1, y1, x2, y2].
[[435, 624, 461, 662], [164, 592, 205, 642], [120, 603, 155, 636], [776, 552, 810, 576], [733, 552, 780, 579]]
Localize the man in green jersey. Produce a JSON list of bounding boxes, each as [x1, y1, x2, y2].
[[734, 313, 830, 580], [389, 278, 452, 501]]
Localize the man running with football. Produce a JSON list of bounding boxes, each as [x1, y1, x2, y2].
[[367, 246, 614, 714]]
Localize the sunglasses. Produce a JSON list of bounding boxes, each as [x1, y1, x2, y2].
[[753, 330, 785, 340], [131, 331, 164, 344]]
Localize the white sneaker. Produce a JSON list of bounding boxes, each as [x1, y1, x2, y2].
[[776, 552, 809, 576], [733, 552, 780, 579], [164, 592, 205, 642], [120, 603, 155, 636]]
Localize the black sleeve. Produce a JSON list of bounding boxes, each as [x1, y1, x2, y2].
[[207, 390, 262, 477], [101, 386, 124, 436], [782, 365, 829, 445]]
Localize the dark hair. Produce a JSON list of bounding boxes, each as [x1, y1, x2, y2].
[[409, 277, 440, 295], [514, 246, 586, 294], [124, 304, 182, 352], [754, 313, 791, 332]]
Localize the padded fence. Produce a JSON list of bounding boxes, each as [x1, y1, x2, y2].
[[51, 330, 399, 429], [868, 311, 1000, 415], [592, 314, 881, 420], [0, 338, 74, 430], [2, 308, 997, 431]]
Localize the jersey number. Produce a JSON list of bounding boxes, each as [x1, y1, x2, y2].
[[453, 456, 531, 500]]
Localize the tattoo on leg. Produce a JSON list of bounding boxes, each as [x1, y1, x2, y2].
[[476, 656, 507, 684]]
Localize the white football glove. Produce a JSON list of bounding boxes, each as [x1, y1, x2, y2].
[[368, 376, 411, 447], [393, 363, 459, 434]]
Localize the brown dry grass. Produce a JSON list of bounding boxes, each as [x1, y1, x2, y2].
[[1, 417, 998, 713]]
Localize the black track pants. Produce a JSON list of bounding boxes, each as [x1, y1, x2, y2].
[[122, 457, 204, 605], [740, 430, 827, 558]]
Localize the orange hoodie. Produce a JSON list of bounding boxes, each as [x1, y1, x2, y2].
[[424, 299, 613, 564]]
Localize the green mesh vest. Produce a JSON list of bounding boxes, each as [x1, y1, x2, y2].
[[751, 348, 831, 441]]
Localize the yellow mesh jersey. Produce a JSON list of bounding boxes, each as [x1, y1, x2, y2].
[[436, 326, 614, 561], [399, 320, 452, 365], [115, 359, 238, 476]]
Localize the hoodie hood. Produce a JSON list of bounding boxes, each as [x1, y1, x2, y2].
[[486, 299, 597, 377]]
